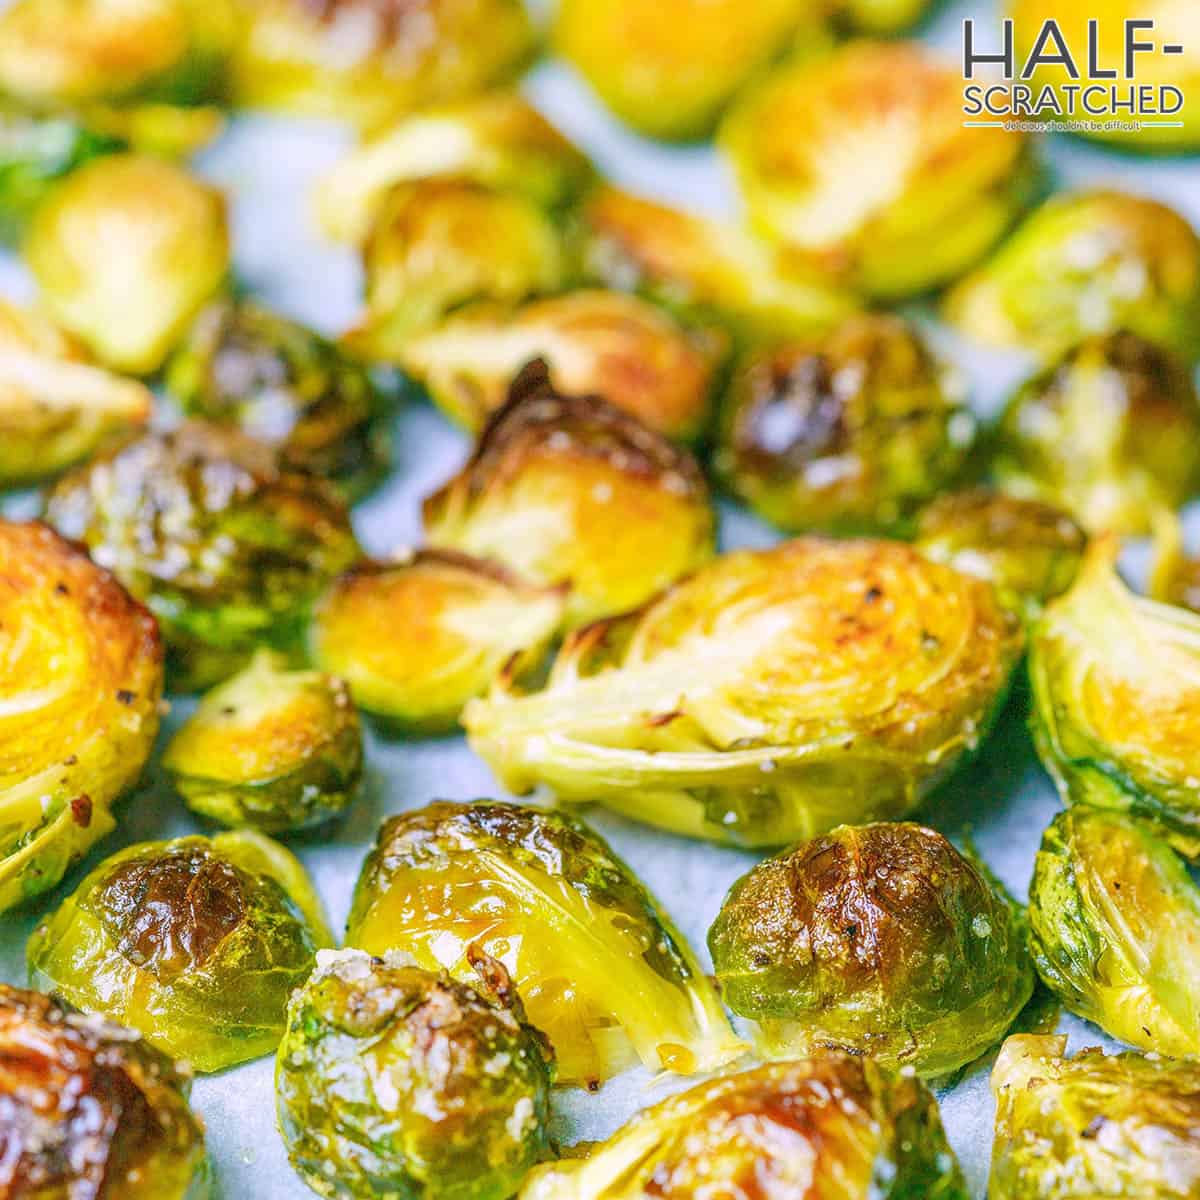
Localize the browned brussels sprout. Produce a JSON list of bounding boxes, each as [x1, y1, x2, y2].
[[229, 0, 536, 133], [715, 314, 975, 534], [945, 191, 1200, 362], [709, 822, 1033, 1076], [0, 296, 151, 487], [0, 520, 163, 913], [163, 649, 363, 834], [347, 179, 573, 360], [423, 361, 715, 629], [346, 800, 745, 1088], [583, 185, 859, 338], [45, 421, 360, 691], [991, 333, 1200, 536], [521, 1053, 968, 1199], [720, 41, 1038, 298], [310, 550, 566, 734], [316, 93, 594, 246], [398, 290, 727, 441], [915, 489, 1086, 616], [166, 299, 391, 498], [1030, 536, 1200, 859], [466, 537, 1024, 847], [25, 154, 230, 375], [554, 0, 827, 142], [991, 1033, 1200, 1198], [1028, 805, 1200, 1057], [28, 830, 333, 1073], [277, 948, 553, 1200], [0, 984, 208, 1199]]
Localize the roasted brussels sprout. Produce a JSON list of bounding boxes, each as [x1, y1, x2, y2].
[[945, 191, 1200, 362], [715, 314, 974, 534], [0, 520, 162, 912], [0, 0, 232, 151], [0, 296, 152, 486], [554, 0, 825, 142], [1149, 510, 1200, 614], [991, 1033, 1200, 1199], [991, 333, 1200, 536], [1028, 805, 1200, 1056], [915, 489, 1086, 616], [584, 185, 858, 338], [25, 154, 230, 374], [1030, 536, 1200, 859], [316, 93, 594, 246], [229, 0, 536, 132], [399, 291, 727, 441], [346, 800, 745, 1087], [466, 537, 1023, 848], [45, 421, 360, 692], [424, 361, 714, 629], [163, 649, 362, 834], [836, 0, 931, 33], [166, 299, 390, 497], [720, 41, 1037, 298], [347, 180, 572, 361], [521, 1053, 968, 1199], [1012, 0, 1200, 151], [710, 822, 1032, 1076], [28, 830, 333, 1073], [0, 984, 208, 1199], [310, 550, 566, 734], [277, 948, 553, 1200]]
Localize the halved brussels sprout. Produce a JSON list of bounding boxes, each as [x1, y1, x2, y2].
[[0, 104, 124, 243], [277, 948, 553, 1200], [710, 822, 1033, 1076], [915, 489, 1086, 616], [346, 800, 745, 1088], [1012, 0, 1200, 151], [466, 537, 1023, 847], [229, 0, 536, 132], [991, 1034, 1200, 1199], [0, 520, 163, 912], [310, 550, 566, 735], [991, 332, 1200, 536], [554, 0, 825, 142], [28, 830, 333, 1073], [715, 314, 974, 534], [44, 421, 361, 692], [0, 0, 232, 150], [0, 296, 152, 487], [166, 299, 391, 498], [1149, 510, 1200, 614], [1028, 805, 1200, 1056], [316, 93, 594, 246], [346, 179, 572, 361], [583, 185, 859, 338], [0, 984, 208, 1199], [945, 191, 1200, 362], [163, 649, 363, 834], [720, 41, 1037, 298], [399, 291, 727, 441], [25, 154, 230, 374], [424, 361, 714, 629], [521, 1053, 967, 1199], [1030, 536, 1200, 858]]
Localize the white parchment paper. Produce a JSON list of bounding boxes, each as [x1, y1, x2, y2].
[[1, 2, 1198, 1194]]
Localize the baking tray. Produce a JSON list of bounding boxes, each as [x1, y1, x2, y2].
[[1, 1, 1198, 1193]]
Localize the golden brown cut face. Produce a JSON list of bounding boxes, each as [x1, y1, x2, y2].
[[0, 984, 207, 1200], [229, 0, 536, 131], [520, 1054, 969, 1199], [424, 361, 715, 629], [0, 520, 163, 913]]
